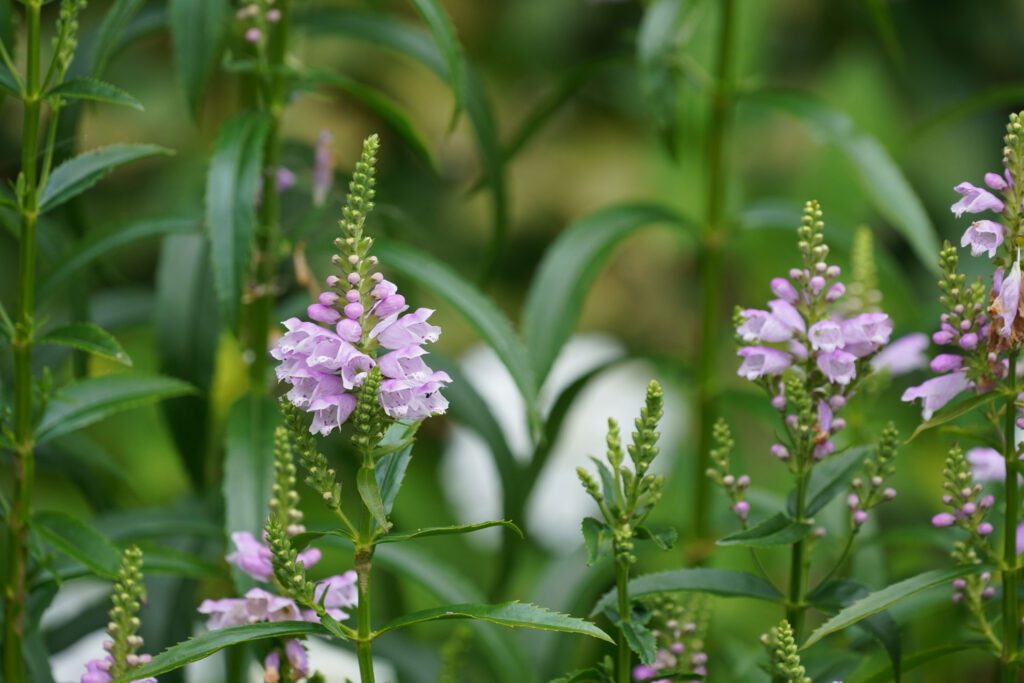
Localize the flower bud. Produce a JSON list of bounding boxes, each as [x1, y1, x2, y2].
[[978, 522, 994, 536]]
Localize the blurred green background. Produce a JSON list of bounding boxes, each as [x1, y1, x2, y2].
[[4, 0, 1024, 680]]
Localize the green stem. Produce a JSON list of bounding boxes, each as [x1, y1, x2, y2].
[[1001, 351, 1020, 680], [785, 467, 810, 641], [692, 0, 736, 557], [355, 532, 376, 682], [4, 4, 43, 681], [615, 559, 631, 683]]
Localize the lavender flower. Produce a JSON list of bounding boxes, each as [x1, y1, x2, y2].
[[901, 371, 971, 420], [951, 182, 1005, 217], [313, 130, 335, 206], [226, 531, 321, 583], [736, 346, 791, 379], [961, 220, 1005, 258], [871, 332, 928, 374]]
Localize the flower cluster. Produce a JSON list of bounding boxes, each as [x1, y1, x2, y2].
[[736, 201, 892, 463], [271, 135, 450, 435], [705, 418, 750, 523], [237, 0, 282, 44], [845, 422, 899, 528], [931, 446, 995, 548], [631, 595, 710, 681], [903, 113, 1024, 419], [762, 620, 811, 683], [81, 546, 155, 683]]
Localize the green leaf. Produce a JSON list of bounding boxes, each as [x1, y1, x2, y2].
[[46, 76, 143, 110], [36, 374, 195, 444], [907, 392, 998, 442], [380, 520, 522, 544], [39, 144, 172, 213], [376, 431, 415, 515], [32, 510, 120, 578], [37, 323, 132, 366], [913, 84, 1024, 142], [849, 641, 989, 683], [789, 445, 871, 517], [223, 392, 280, 590], [0, 61, 20, 96], [302, 68, 436, 172], [37, 217, 198, 300], [131, 542, 224, 580], [90, 0, 147, 77], [407, 0, 466, 125], [745, 89, 940, 274], [581, 517, 609, 566], [373, 239, 541, 438], [205, 110, 270, 328], [591, 568, 782, 616], [111, 622, 327, 681], [621, 619, 658, 665], [521, 203, 695, 383], [375, 601, 613, 643], [802, 565, 991, 649], [809, 579, 901, 679], [169, 0, 228, 116], [358, 465, 391, 531], [635, 524, 677, 551], [717, 512, 813, 548]]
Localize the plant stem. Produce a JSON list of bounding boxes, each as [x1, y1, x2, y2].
[[786, 467, 810, 641], [615, 559, 631, 683], [1001, 351, 1020, 680], [692, 0, 736, 557], [355, 536, 376, 683], [4, 4, 42, 681]]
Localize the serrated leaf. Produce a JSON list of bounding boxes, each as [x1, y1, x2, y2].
[[809, 579, 901, 679], [375, 601, 613, 643], [38, 323, 132, 366], [717, 512, 813, 548], [169, 0, 228, 116], [111, 622, 327, 681], [223, 392, 279, 591], [907, 392, 998, 442], [591, 568, 782, 617], [32, 510, 120, 579], [802, 565, 991, 649], [46, 76, 143, 110], [581, 517, 609, 566], [379, 520, 521, 544], [358, 465, 391, 531], [205, 110, 270, 328], [746, 89, 939, 273], [788, 445, 870, 517], [373, 239, 541, 439], [521, 203, 696, 383], [38, 144, 172, 213], [36, 374, 195, 443], [635, 524, 677, 551], [37, 217, 198, 300], [621, 619, 658, 665]]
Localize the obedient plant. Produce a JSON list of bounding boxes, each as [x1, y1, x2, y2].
[[911, 111, 1024, 680], [718, 200, 900, 650]]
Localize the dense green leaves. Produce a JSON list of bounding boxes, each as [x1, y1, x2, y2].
[[32, 511, 120, 579], [38, 323, 131, 365], [376, 601, 613, 642], [521, 203, 695, 383], [36, 374, 195, 443], [205, 110, 270, 328], [46, 76, 143, 110], [803, 565, 991, 648], [380, 520, 522, 544], [111, 622, 327, 680], [223, 393, 280, 589], [38, 144, 172, 213], [907, 392, 998, 442], [718, 512, 813, 548], [746, 89, 939, 273], [169, 0, 229, 116], [374, 239, 541, 436], [591, 568, 782, 616]]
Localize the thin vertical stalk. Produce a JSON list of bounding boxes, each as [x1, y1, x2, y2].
[[4, 3, 43, 681], [785, 468, 809, 640], [1001, 351, 1020, 681], [692, 0, 737, 555], [355, 522, 376, 683], [615, 561, 631, 683]]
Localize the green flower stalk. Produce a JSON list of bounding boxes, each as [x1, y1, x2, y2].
[[763, 620, 811, 683], [577, 380, 669, 683]]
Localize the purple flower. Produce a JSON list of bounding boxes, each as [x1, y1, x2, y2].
[[1017, 523, 1024, 555], [995, 257, 1021, 338], [737, 300, 804, 342], [245, 587, 304, 622], [808, 320, 843, 352], [197, 597, 250, 629], [967, 447, 1004, 481], [932, 513, 956, 528], [226, 531, 321, 583], [264, 651, 280, 681], [929, 354, 963, 374], [986, 171, 1010, 191], [816, 349, 857, 385], [276, 167, 297, 193], [901, 371, 971, 420], [313, 130, 335, 207], [285, 639, 310, 677], [313, 571, 359, 621], [633, 664, 658, 681], [737, 346, 791, 380], [872, 332, 928, 374], [370, 308, 441, 350], [951, 182, 1005, 217], [380, 370, 452, 421], [961, 220, 1005, 258], [768, 299, 805, 334], [840, 312, 892, 357], [81, 657, 155, 683], [771, 277, 798, 303]]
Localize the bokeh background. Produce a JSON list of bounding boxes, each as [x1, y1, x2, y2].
[[4, 0, 1024, 680]]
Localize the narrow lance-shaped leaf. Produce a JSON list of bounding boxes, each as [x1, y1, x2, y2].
[[358, 465, 391, 532], [89, 0, 147, 77], [378, 520, 522, 544], [375, 601, 613, 643], [36, 374, 195, 444], [32, 510, 120, 579], [789, 445, 870, 517], [717, 512, 813, 548], [521, 202, 696, 383], [591, 568, 782, 617], [38, 144, 173, 213], [376, 442, 414, 516], [46, 76, 143, 110], [169, 0, 228, 117], [205, 110, 270, 328], [407, 0, 466, 125], [37, 322, 132, 366], [907, 392, 997, 442]]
